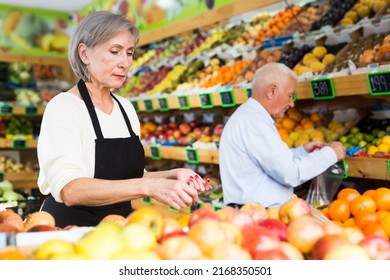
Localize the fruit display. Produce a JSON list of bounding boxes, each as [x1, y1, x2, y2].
[[1, 196, 389, 260], [321, 187, 390, 243], [339, 0, 388, 27]]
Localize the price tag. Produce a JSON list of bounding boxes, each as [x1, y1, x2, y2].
[[0, 104, 14, 115], [342, 159, 348, 179], [213, 205, 224, 211], [150, 145, 161, 160], [293, 94, 297, 102], [24, 105, 38, 116], [310, 78, 335, 100], [0, 171, 4, 182], [190, 201, 203, 213], [12, 139, 26, 150], [158, 97, 169, 111], [131, 100, 139, 112], [246, 87, 252, 98], [142, 197, 152, 204], [168, 206, 180, 213], [185, 147, 199, 164], [219, 90, 236, 108], [199, 93, 213, 109], [367, 71, 390, 96], [178, 95, 190, 110], [144, 99, 154, 112]]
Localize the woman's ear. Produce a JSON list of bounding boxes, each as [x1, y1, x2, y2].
[[78, 43, 89, 65]]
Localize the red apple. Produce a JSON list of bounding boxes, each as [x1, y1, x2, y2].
[[27, 224, 58, 232], [192, 127, 203, 139], [172, 129, 182, 139], [213, 123, 224, 137], [259, 218, 288, 241], [253, 249, 289, 260], [358, 235, 390, 260], [159, 231, 187, 243], [209, 243, 252, 260], [241, 225, 280, 257], [240, 202, 268, 224], [216, 207, 254, 229], [312, 234, 349, 260], [0, 209, 24, 232], [266, 206, 281, 221], [323, 244, 370, 260], [158, 235, 203, 260], [219, 221, 243, 245], [279, 197, 312, 224], [179, 123, 191, 135], [161, 217, 183, 237], [100, 214, 127, 227], [286, 215, 324, 255], [23, 211, 56, 232], [188, 207, 220, 227]]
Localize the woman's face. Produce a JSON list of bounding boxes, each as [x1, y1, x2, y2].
[[85, 30, 135, 89]]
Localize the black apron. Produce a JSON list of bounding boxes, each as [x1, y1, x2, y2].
[[41, 79, 145, 228]]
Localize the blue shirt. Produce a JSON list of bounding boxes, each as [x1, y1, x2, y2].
[[219, 98, 337, 208]]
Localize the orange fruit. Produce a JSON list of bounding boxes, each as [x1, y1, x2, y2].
[[328, 199, 350, 222], [282, 118, 296, 131], [177, 214, 191, 229], [362, 189, 375, 199], [310, 112, 321, 123], [320, 207, 329, 219], [380, 213, 390, 237], [343, 217, 355, 227], [372, 187, 390, 211], [337, 188, 360, 203], [0, 249, 29, 260], [362, 222, 388, 240], [354, 212, 378, 229], [376, 210, 390, 222], [350, 195, 376, 217]]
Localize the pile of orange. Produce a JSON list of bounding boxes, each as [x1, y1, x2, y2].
[[321, 187, 390, 240]]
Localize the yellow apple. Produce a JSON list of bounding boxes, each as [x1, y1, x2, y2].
[[126, 207, 164, 240], [157, 235, 203, 260], [34, 239, 75, 260], [323, 244, 370, 260], [120, 223, 157, 252], [208, 243, 252, 260]]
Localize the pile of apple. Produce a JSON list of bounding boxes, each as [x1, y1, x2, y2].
[[3, 196, 389, 260]]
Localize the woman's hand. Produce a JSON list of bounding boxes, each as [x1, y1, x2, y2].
[[173, 168, 213, 192], [303, 141, 324, 153]]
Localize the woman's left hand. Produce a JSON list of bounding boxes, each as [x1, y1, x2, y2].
[[174, 168, 213, 192]]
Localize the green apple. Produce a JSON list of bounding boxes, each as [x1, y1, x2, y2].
[[120, 223, 157, 252]]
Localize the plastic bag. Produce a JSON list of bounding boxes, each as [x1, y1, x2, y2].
[[306, 161, 346, 208]]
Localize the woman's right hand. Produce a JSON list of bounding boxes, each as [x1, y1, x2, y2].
[[146, 179, 199, 210]]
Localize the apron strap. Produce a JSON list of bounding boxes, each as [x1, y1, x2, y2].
[[77, 79, 104, 140], [111, 93, 137, 138]]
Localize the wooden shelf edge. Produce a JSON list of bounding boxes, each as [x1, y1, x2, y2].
[[0, 138, 38, 149], [0, 53, 69, 67]]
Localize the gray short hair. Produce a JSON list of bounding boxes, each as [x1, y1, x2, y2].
[[68, 11, 140, 82], [252, 62, 297, 91]]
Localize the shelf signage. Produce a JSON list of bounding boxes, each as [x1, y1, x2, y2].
[[310, 78, 335, 100], [131, 100, 139, 112], [0, 172, 4, 182], [150, 145, 161, 160], [190, 201, 203, 213], [142, 196, 152, 204], [185, 147, 199, 164], [24, 105, 38, 116], [144, 99, 154, 112], [178, 95, 190, 110], [158, 97, 169, 111], [199, 92, 214, 109], [246, 87, 252, 98], [367, 71, 390, 96], [0, 104, 14, 115], [342, 159, 348, 179], [12, 139, 26, 150], [219, 89, 236, 107], [168, 206, 180, 213]]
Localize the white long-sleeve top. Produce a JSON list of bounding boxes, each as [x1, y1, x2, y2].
[[37, 92, 141, 203], [219, 98, 337, 208]]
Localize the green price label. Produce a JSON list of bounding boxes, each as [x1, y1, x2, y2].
[[178, 95, 190, 110], [0, 172, 4, 182], [144, 99, 154, 112], [131, 100, 139, 112], [213, 205, 224, 211], [246, 87, 252, 98], [342, 159, 348, 179], [367, 71, 390, 96], [219, 90, 236, 107], [199, 93, 214, 109], [310, 78, 335, 100], [185, 147, 199, 164], [150, 145, 161, 160], [12, 139, 26, 150], [0, 104, 14, 115], [24, 105, 38, 116], [158, 97, 169, 111], [168, 206, 180, 213], [142, 197, 152, 204]]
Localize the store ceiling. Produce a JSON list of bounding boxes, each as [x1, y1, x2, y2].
[[0, 0, 95, 12]]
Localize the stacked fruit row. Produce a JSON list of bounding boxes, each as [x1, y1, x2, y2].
[[2, 196, 390, 260], [322, 187, 390, 240]]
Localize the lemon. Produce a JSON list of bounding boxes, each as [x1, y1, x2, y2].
[[381, 135, 390, 145], [35, 239, 75, 260]]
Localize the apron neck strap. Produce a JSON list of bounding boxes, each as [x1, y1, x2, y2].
[[77, 79, 104, 139], [111, 93, 137, 138]]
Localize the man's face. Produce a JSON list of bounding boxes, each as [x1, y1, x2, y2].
[[269, 79, 296, 120]]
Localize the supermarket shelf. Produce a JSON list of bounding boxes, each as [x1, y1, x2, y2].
[[144, 144, 390, 180], [0, 53, 69, 67], [132, 73, 374, 113], [3, 171, 39, 192], [0, 103, 46, 116], [0, 138, 38, 149]]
